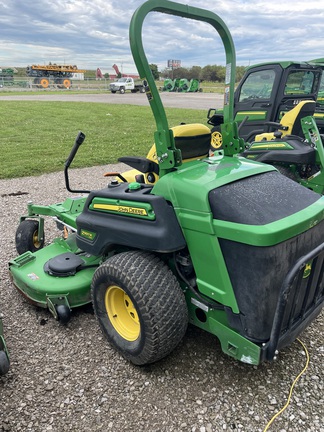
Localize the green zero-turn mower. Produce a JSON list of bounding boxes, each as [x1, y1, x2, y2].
[[0, 314, 10, 375], [9, 0, 324, 366]]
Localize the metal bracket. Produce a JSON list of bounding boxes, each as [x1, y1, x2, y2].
[[46, 295, 71, 320]]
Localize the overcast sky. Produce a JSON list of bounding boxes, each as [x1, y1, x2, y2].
[[0, 0, 323, 75]]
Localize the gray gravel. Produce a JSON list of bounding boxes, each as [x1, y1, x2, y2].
[[0, 91, 224, 110], [0, 166, 323, 432]]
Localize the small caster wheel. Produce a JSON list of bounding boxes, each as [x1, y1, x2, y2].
[[0, 350, 10, 376], [15, 219, 45, 255], [55, 305, 71, 324]]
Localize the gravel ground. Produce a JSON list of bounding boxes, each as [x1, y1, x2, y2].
[[0, 166, 323, 432], [0, 92, 224, 110]]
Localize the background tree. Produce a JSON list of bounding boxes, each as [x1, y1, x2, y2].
[[149, 63, 160, 80], [236, 66, 246, 82], [200, 65, 216, 81], [188, 66, 202, 80]]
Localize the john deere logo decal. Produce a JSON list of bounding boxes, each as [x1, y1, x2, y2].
[[80, 229, 96, 240], [93, 203, 148, 216], [250, 143, 291, 149], [89, 198, 155, 220], [303, 263, 312, 279]]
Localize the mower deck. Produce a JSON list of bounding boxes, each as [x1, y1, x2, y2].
[[9, 234, 101, 316]]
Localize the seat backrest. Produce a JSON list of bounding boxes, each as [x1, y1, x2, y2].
[[172, 123, 211, 160], [146, 123, 211, 163], [120, 123, 211, 185], [281, 100, 316, 136], [255, 100, 316, 141]]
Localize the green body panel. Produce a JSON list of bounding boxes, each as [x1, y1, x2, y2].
[[234, 111, 267, 121], [245, 60, 316, 71], [9, 236, 101, 308], [25, 196, 86, 230], [152, 155, 275, 212], [181, 227, 239, 312], [220, 107, 294, 123], [300, 116, 324, 193], [186, 298, 260, 365], [299, 178, 324, 194]]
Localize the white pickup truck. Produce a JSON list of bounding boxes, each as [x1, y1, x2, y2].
[[109, 77, 145, 94]]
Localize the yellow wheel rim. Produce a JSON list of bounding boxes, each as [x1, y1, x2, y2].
[[32, 230, 41, 249], [40, 78, 49, 88], [211, 131, 223, 149], [105, 285, 140, 341], [63, 79, 71, 88]]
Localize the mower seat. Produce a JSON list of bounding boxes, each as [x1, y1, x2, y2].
[[172, 123, 211, 160], [119, 123, 211, 184], [255, 100, 316, 141]]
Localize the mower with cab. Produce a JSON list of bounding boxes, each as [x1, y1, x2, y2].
[[9, 0, 324, 366], [208, 60, 324, 150]]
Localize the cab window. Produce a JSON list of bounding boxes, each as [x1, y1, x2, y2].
[[284, 71, 316, 95], [238, 69, 276, 102]]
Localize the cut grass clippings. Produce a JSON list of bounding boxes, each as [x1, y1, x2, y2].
[[1, 101, 208, 179]]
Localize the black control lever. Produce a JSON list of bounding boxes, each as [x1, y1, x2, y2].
[[64, 131, 90, 194], [65, 131, 86, 168]]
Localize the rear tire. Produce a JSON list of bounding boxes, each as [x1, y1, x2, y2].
[[91, 251, 188, 365], [15, 219, 45, 255], [0, 350, 10, 376]]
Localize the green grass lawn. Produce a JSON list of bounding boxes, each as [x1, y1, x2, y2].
[[1, 101, 208, 179]]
